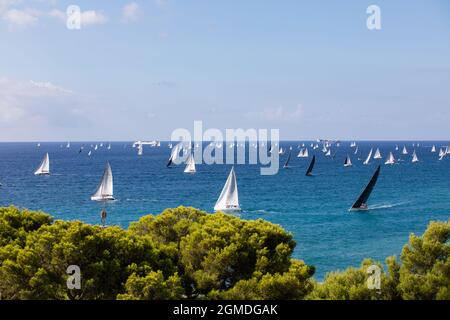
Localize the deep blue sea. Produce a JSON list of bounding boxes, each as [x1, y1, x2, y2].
[[0, 141, 449, 280]]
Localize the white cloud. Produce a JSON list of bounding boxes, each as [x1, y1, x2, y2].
[[122, 2, 140, 22], [47, 8, 107, 27], [245, 105, 304, 122], [0, 77, 73, 124], [2, 9, 39, 29], [80, 10, 107, 26]]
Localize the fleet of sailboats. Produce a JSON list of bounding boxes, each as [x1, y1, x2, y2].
[[25, 140, 448, 216]]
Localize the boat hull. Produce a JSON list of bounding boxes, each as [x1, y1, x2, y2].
[[91, 196, 115, 201]]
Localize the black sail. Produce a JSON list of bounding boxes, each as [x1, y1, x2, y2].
[[305, 155, 316, 176], [283, 150, 292, 168], [350, 165, 381, 210]]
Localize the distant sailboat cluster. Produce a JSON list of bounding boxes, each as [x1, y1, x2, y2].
[[30, 140, 449, 218]]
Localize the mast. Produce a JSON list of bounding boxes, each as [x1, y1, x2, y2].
[[363, 148, 373, 165]]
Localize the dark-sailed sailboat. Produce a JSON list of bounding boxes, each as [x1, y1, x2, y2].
[[283, 150, 292, 168], [349, 165, 381, 211], [305, 155, 316, 176]]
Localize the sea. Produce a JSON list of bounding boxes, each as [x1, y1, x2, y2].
[[0, 141, 449, 280]]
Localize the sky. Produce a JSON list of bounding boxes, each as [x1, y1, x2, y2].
[[0, 0, 449, 141]]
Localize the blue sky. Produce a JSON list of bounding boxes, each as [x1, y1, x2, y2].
[[1, 0, 449, 141]]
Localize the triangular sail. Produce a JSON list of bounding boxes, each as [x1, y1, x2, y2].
[[305, 155, 316, 176], [214, 167, 240, 212], [283, 150, 292, 168], [350, 165, 381, 210], [374, 148, 382, 159], [91, 162, 114, 201], [363, 148, 373, 165], [402, 146, 408, 155], [412, 150, 419, 163], [385, 152, 395, 165], [34, 153, 50, 175], [344, 155, 352, 167], [167, 142, 182, 167], [431, 145, 436, 153], [184, 153, 196, 173]]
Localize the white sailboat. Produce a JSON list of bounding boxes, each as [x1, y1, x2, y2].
[[374, 148, 382, 159], [279, 147, 284, 155], [412, 150, 419, 163], [88, 150, 92, 156], [325, 149, 331, 157], [184, 153, 196, 173], [395, 145, 399, 151], [297, 149, 303, 158], [363, 148, 373, 165], [402, 146, 408, 155], [91, 162, 114, 201], [94, 144, 98, 150], [214, 167, 241, 212], [34, 153, 50, 175], [431, 145, 436, 153], [385, 152, 395, 165], [66, 142, 70, 148], [354, 146, 359, 155], [344, 155, 352, 167], [37, 143, 41, 147], [168, 143, 173, 149], [107, 143, 111, 150]]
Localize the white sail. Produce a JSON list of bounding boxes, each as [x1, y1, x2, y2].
[[363, 148, 373, 165], [395, 145, 399, 151], [88, 150, 92, 156], [354, 146, 359, 155], [107, 143, 111, 150], [214, 167, 240, 212], [279, 147, 284, 155], [385, 152, 395, 165], [303, 148, 309, 157], [412, 150, 419, 163], [91, 162, 114, 201], [184, 153, 196, 173], [66, 142, 70, 148], [34, 153, 50, 175], [374, 148, 382, 159], [402, 146, 408, 155], [325, 149, 331, 157], [168, 143, 173, 149], [37, 143, 41, 147], [344, 155, 352, 167], [297, 149, 303, 158], [431, 145, 436, 153], [94, 144, 98, 150]]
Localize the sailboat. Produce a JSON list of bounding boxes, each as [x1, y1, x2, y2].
[[395, 145, 399, 151], [297, 149, 303, 157], [305, 155, 316, 176], [412, 150, 419, 163], [354, 146, 359, 155], [214, 167, 241, 212], [344, 155, 352, 167], [431, 145, 436, 153], [34, 153, 50, 175], [385, 152, 395, 165], [350, 142, 356, 148], [279, 147, 284, 155], [91, 162, 114, 201], [167, 142, 182, 167], [349, 165, 381, 211], [94, 144, 98, 150], [283, 150, 292, 168], [325, 149, 331, 157], [184, 153, 196, 173], [402, 146, 408, 155], [88, 150, 92, 156], [373, 148, 382, 159], [37, 143, 41, 147], [168, 143, 173, 149], [107, 143, 111, 150], [363, 148, 373, 165], [66, 142, 70, 148]]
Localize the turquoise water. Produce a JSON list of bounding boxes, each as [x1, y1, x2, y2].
[[0, 141, 449, 280]]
